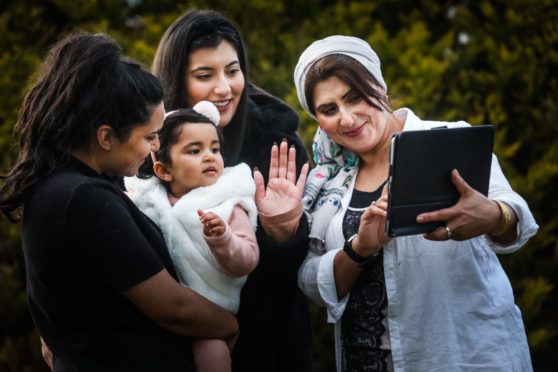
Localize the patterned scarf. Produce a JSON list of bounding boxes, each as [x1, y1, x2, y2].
[[302, 127, 359, 252]]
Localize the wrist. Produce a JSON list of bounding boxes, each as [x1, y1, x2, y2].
[[343, 234, 381, 267], [352, 236, 381, 257], [491, 200, 512, 236]]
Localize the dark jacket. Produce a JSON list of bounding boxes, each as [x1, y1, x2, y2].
[[232, 85, 313, 372]]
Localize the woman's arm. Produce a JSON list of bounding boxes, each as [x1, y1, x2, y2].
[[66, 182, 239, 340], [250, 139, 311, 276], [258, 201, 304, 244], [333, 186, 389, 298], [124, 269, 238, 338], [484, 154, 539, 251], [242, 87, 313, 276]]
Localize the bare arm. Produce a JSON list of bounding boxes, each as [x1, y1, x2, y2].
[[333, 249, 366, 299], [334, 187, 390, 298], [124, 269, 238, 339]]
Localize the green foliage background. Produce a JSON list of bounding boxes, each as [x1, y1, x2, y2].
[[1, 0, 556, 370]]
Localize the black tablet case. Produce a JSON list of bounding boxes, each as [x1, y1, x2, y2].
[[386, 125, 494, 237]]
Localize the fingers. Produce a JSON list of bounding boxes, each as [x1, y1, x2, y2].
[[417, 171, 468, 224], [296, 162, 310, 194], [360, 188, 389, 223], [198, 209, 210, 225], [419, 171, 479, 241], [416, 206, 453, 224], [286, 145, 297, 183], [253, 167, 265, 204], [268, 143, 279, 180], [357, 203, 390, 250], [418, 170, 478, 228], [361, 200, 387, 223], [373, 198, 388, 213], [423, 225, 449, 241], [376, 185, 389, 210], [381, 184, 389, 199], [199, 211, 219, 225], [423, 223, 465, 241], [451, 169, 472, 195], [209, 225, 225, 236], [269, 140, 292, 180], [199, 210, 225, 236], [278, 139, 289, 179]]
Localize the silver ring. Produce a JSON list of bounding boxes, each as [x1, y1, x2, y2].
[[445, 226, 453, 240]]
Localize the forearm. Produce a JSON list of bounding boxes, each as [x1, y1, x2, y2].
[[124, 270, 238, 340], [207, 233, 258, 277], [487, 200, 519, 245], [333, 235, 381, 298], [486, 155, 538, 250], [258, 201, 303, 243], [333, 250, 363, 299], [205, 210, 259, 277], [158, 288, 238, 339], [256, 213, 310, 274]]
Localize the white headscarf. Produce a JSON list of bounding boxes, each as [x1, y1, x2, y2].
[[294, 35, 388, 251], [294, 35, 387, 119]]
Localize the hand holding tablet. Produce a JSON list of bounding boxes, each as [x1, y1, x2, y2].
[[386, 125, 494, 237]]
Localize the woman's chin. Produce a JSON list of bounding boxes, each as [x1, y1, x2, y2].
[[219, 117, 232, 128]]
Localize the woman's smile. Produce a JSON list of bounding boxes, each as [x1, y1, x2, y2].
[[343, 122, 366, 137]]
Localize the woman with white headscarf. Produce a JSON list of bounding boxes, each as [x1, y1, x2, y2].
[[294, 35, 538, 371]]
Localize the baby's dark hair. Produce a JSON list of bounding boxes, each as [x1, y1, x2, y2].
[[137, 108, 222, 178]]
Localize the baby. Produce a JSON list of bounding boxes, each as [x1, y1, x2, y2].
[[125, 101, 259, 372]]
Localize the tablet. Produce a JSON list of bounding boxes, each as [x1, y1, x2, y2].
[[385, 125, 494, 237]]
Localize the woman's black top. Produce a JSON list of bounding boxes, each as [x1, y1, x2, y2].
[[231, 85, 314, 372], [22, 157, 194, 371], [341, 186, 389, 372]]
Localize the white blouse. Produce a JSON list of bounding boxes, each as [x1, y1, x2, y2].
[[298, 108, 539, 372]]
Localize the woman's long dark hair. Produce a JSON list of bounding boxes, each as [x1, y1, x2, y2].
[[152, 10, 249, 166], [0, 32, 163, 221]]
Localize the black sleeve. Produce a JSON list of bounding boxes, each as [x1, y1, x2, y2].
[[64, 182, 165, 293], [255, 211, 310, 278]]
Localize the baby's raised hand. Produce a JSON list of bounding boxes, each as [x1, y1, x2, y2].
[[198, 209, 226, 237]]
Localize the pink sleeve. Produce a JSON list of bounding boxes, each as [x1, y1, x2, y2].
[[204, 205, 259, 277], [258, 201, 303, 243]]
